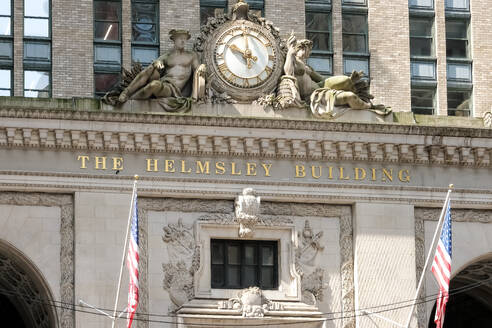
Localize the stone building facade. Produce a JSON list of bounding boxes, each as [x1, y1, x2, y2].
[[0, 1, 491, 328]]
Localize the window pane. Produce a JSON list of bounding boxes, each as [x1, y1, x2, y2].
[[307, 56, 332, 75], [308, 32, 330, 51], [0, 40, 12, 59], [0, 69, 10, 89], [94, 1, 120, 21], [261, 246, 274, 265], [445, 0, 468, 10], [410, 38, 432, 57], [211, 265, 224, 286], [242, 266, 256, 287], [25, 0, 49, 18], [411, 88, 434, 111], [411, 61, 435, 79], [0, 1, 11, 16], [132, 47, 158, 65], [24, 90, 49, 98], [448, 91, 471, 116], [0, 17, 11, 36], [343, 35, 366, 53], [410, 19, 433, 37], [446, 39, 467, 58], [95, 22, 120, 41], [200, 7, 225, 25], [24, 42, 51, 61], [211, 242, 224, 264], [24, 18, 49, 37], [260, 267, 274, 288], [0, 90, 10, 96], [446, 20, 467, 39], [226, 266, 240, 287], [409, 0, 434, 8], [342, 0, 366, 4], [95, 73, 119, 93], [227, 245, 240, 265], [447, 62, 471, 81], [132, 23, 157, 43], [95, 45, 121, 64], [306, 12, 330, 32], [344, 57, 369, 75], [244, 245, 256, 265], [342, 15, 367, 34], [24, 71, 50, 90]]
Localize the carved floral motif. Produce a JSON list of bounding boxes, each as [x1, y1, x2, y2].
[[217, 287, 284, 317]]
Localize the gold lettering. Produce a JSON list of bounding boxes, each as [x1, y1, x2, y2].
[[371, 168, 377, 181], [215, 162, 226, 175], [311, 166, 322, 179], [246, 163, 257, 176], [146, 159, 158, 172], [328, 166, 333, 179], [196, 161, 210, 174], [398, 169, 411, 182], [231, 162, 242, 175], [77, 155, 89, 169], [261, 163, 272, 177], [339, 167, 349, 180], [354, 167, 366, 180], [165, 160, 175, 173], [95, 156, 107, 170], [295, 165, 306, 178], [112, 157, 123, 170], [181, 160, 192, 174], [382, 168, 393, 182]]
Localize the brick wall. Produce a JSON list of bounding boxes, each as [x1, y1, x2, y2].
[[265, 0, 305, 39], [368, 0, 412, 112], [470, 0, 492, 118], [122, 0, 132, 69], [13, 0, 23, 97], [434, 0, 448, 115], [160, 0, 200, 53], [51, 0, 93, 98], [332, 0, 343, 75]]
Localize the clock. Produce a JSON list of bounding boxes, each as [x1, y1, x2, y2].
[[202, 19, 284, 102]]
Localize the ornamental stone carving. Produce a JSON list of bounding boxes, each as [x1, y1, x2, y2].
[[217, 287, 284, 317], [235, 188, 261, 237]]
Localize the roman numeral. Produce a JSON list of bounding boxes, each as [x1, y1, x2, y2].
[[244, 78, 250, 87], [256, 76, 263, 84], [265, 66, 273, 74], [268, 55, 275, 61]]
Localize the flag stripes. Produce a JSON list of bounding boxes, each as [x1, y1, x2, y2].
[[127, 194, 139, 328]]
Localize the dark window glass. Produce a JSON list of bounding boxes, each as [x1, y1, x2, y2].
[[411, 88, 435, 115], [445, 19, 468, 59], [409, 0, 434, 9], [0, 40, 12, 59], [306, 12, 331, 52], [448, 90, 471, 116], [132, 47, 158, 66], [342, 14, 367, 53], [411, 38, 432, 56], [410, 19, 433, 37], [94, 1, 121, 41], [245, 0, 264, 16], [24, 41, 51, 61], [95, 22, 120, 41], [446, 20, 467, 39], [342, 0, 366, 5], [132, 3, 157, 43], [307, 56, 332, 75], [95, 1, 120, 21], [24, 70, 50, 98], [94, 73, 119, 96], [446, 39, 467, 58], [200, 6, 226, 25], [211, 240, 278, 289], [95, 44, 121, 64], [344, 56, 368, 75]]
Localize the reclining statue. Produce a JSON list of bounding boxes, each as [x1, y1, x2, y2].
[[103, 29, 206, 112]]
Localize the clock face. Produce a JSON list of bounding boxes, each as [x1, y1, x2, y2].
[[214, 25, 276, 89]]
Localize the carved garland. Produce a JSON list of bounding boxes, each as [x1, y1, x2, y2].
[[414, 208, 492, 328], [0, 192, 74, 328]]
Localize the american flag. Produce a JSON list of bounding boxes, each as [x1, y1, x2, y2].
[[126, 194, 139, 328], [431, 200, 452, 328]]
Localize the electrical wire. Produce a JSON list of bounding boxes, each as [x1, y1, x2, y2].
[[0, 276, 490, 326]]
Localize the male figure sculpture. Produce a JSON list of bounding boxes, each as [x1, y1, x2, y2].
[[118, 29, 205, 109]]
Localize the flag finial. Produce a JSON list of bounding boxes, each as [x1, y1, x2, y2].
[[134, 175, 139, 180], [449, 184, 454, 189]]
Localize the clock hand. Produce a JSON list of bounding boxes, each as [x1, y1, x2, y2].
[[229, 44, 246, 56]]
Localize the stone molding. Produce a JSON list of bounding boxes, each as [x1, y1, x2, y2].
[[414, 208, 492, 328], [1, 109, 492, 168], [138, 199, 355, 328], [0, 192, 74, 328]]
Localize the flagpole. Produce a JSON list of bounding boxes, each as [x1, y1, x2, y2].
[[404, 184, 453, 328], [111, 175, 139, 328]]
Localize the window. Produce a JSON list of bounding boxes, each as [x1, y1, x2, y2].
[[445, 0, 469, 11], [342, 0, 366, 5], [410, 18, 434, 57], [409, 0, 434, 10], [200, 0, 227, 25], [0, 1, 12, 96], [132, 0, 159, 66], [447, 90, 471, 116], [24, 0, 51, 97], [211, 239, 278, 289], [342, 13, 369, 76], [245, 0, 264, 17], [94, 0, 122, 97], [411, 88, 435, 115], [445, 19, 469, 59], [306, 0, 332, 75]]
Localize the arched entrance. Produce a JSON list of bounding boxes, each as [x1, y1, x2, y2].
[[0, 240, 58, 328], [428, 255, 492, 327]]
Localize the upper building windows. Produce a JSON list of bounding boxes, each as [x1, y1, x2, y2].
[[94, 0, 122, 97], [0, 1, 12, 96], [445, 19, 469, 59], [245, 0, 264, 17], [410, 18, 434, 57], [342, 13, 369, 75], [342, 0, 366, 6], [131, 0, 159, 66], [211, 239, 278, 290], [306, 0, 332, 75], [24, 0, 51, 98], [445, 0, 469, 11], [200, 0, 228, 26], [408, 0, 434, 10]]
